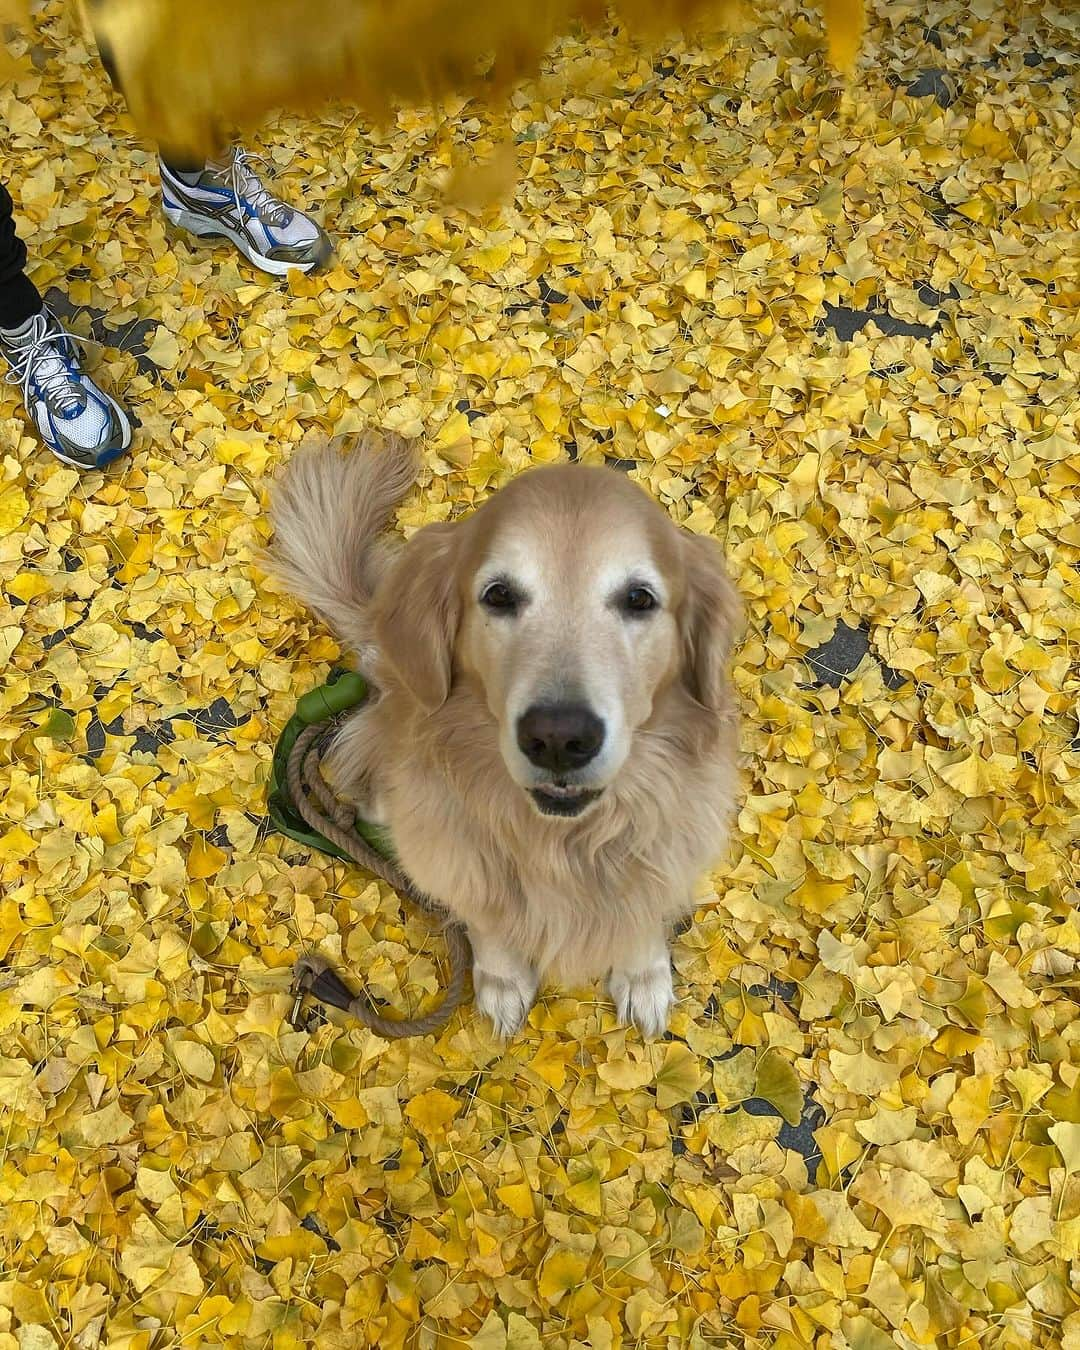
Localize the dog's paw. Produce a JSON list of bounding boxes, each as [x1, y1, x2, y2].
[[474, 966, 537, 1039], [610, 961, 675, 1038]]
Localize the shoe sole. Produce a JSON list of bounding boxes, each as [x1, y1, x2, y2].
[[51, 440, 129, 469], [162, 201, 329, 277]]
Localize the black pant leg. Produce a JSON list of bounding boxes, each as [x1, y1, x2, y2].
[[0, 182, 43, 329]]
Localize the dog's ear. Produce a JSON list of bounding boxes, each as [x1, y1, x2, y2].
[[373, 521, 462, 710], [679, 532, 742, 712]]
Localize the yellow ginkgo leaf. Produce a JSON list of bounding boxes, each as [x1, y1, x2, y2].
[[0, 480, 29, 532], [404, 1088, 462, 1138], [754, 1049, 803, 1127], [537, 1249, 589, 1304], [851, 1167, 947, 1231], [654, 1042, 705, 1110], [1050, 1122, 1080, 1175], [187, 835, 228, 878], [948, 1075, 995, 1147]]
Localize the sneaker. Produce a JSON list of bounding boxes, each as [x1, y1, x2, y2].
[[0, 307, 132, 468], [160, 147, 334, 277]]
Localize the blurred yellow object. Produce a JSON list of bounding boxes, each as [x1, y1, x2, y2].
[[0, 0, 30, 77], [77, 0, 865, 161], [822, 0, 865, 72]]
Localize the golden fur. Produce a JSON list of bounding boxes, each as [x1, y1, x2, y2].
[[268, 431, 741, 1036]]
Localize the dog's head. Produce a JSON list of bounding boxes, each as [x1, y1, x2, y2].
[[374, 465, 740, 819]]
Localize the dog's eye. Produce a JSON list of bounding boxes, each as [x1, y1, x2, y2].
[[623, 586, 658, 614], [481, 581, 518, 612]]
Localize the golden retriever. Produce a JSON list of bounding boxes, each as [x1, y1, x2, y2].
[[268, 432, 741, 1037]]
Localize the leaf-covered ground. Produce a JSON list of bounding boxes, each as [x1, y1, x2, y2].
[[3, 2, 1080, 1347]]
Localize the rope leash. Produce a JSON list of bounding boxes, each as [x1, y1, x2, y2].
[[285, 718, 471, 1039]]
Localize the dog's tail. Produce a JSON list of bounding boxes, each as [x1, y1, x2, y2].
[[267, 430, 420, 655]]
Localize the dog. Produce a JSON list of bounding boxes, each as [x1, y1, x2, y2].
[[268, 431, 741, 1037]]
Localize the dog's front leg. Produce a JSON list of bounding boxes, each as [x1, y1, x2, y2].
[[469, 923, 538, 1039], [609, 926, 675, 1038]]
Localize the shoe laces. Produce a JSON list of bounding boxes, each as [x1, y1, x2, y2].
[[2, 311, 88, 417], [228, 147, 293, 228]]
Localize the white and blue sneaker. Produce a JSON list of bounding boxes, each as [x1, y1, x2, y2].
[[160, 147, 333, 277], [0, 307, 132, 468]]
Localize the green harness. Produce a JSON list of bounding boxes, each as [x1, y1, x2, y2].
[[268, 667, 470, 1038], [267, 667, 392, 861]]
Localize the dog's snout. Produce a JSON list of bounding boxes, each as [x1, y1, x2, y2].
[[517, 704, 605, 773]]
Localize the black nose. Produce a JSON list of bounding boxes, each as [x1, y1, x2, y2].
[[517, 704, 605, 773]]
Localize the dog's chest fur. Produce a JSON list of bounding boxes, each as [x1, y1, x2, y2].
[[330, 684, 737, 979]]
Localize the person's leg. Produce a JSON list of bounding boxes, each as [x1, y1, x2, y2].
[[98, 43, 333, 278], [0, 181, 131, 468], [0, 182, 44, 329]]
